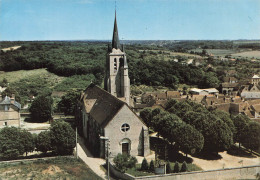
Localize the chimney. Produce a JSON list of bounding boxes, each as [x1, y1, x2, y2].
[[10, 94, 15, 104]]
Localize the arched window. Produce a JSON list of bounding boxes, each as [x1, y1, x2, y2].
[[114, 58, 117, 72]]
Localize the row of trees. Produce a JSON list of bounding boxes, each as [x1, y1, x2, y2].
[[140, 99, 260, 156], [0, 120, 76, 160]]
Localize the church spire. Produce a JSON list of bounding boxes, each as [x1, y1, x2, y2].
[[112, 10, 120, 49]]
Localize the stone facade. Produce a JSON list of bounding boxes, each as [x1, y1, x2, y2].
[[77, 84, 150, 158], [0, 96, 21, 128]]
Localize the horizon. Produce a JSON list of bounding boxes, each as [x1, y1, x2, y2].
[[1, 0, 260, 41]]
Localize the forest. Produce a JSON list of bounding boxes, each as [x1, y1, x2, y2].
[[1, 40, 260, 104]]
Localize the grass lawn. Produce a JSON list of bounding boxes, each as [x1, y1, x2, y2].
[[0, 68, 64, 84], [231, 50, 260, 59], [0, 157, 103, 180]]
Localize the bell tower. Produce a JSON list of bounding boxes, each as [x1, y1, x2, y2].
[[104, 11, 130, 105]]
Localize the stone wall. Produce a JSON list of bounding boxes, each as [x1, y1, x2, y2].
[[110, 165, 260, 180]]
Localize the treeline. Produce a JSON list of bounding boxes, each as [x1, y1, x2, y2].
[[129, 59, 219, 88], [0, 42, 106, 83], [0, 120, 76, 160], [140, 99, 260, 156]]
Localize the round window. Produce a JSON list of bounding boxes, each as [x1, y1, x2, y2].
[[121, 123, 130, 132]]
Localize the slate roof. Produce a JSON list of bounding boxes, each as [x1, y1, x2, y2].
[[112, 11, 120, 50], [0, 96, 21, 109], [81, 84, 125, 128]]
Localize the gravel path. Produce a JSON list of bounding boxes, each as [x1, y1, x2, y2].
[[77, 137, 107, 179]]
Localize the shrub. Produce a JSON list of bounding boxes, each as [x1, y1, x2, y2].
[[166, 161, 171, 173], [181, 161, 187, 172], [113, 153, 137, 173], [141, 158, 149, 171], [149, 160, 155, 172], [173, 162, 179, 173], [20, 130, 35, 156]]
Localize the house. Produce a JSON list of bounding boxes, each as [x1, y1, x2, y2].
[[76, 12, 150, 158], [221, 82, 239, 95], [250, 74, 260, 85], [0, 96, 21, 127], [240, 84, 260, 99]]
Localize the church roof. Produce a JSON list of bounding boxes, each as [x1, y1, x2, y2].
[[112, 11, 120, 50], [81, 83, 125, 128], [252, 74, 260, 79]]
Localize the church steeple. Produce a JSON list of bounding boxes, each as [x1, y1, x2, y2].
[[112, 11, 120, 49]]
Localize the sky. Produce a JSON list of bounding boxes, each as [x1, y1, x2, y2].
[[0, 0, 260, 41]]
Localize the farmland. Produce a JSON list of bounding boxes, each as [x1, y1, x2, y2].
[[231, 50, 260, 59]]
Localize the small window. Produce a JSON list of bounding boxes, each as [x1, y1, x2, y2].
[[121, 123, 130, 132], [3, 122, 7, 126]]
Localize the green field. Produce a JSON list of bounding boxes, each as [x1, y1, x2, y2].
[[192, 49, 237, 57], [0, 157, 103, 180], [0, 68, 65, 84]]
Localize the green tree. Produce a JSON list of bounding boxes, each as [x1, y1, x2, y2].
[[50, 120, 76, 155], [212, 110, 235, 135], [232, 114, 251, 147], [0, 127, 24, 159], [58, 89, 81, 116], [20, 130, 35, 156], [36, 131, 52, 153], [30, 93, 53, 122], [140, 108, 153, 128], [203, 72, 220, 88], [176, 124, 204, 156], [173, 162, 180, 173], [180, 161, 187, 172], [241, 122, 260, 151], [149, 160, 155, 172], [113, 153, 137, 173], [141, 158, 149, 171]]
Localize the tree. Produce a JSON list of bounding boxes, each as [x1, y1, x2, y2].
[[29, 93, 53, 122], [36, 131, 52, 153], [173, 162, 180, 173], [166, 161, 172, 173], [20, 130, 35, 156], [58, 89, 81, 116], [202, 72, 220, 88], [212, 110, 235, 135], [180, 161, 187, 172], [140, 108, 153, 128], [50, 120, 76, 155], [232, 114, 251, 147], [141, 158, 149, 171], [176, 124, 204, 156], [113, 153, 137, 173], [241, 122, 260, 151], [0, 127, 24, 159], [149, 160, 155, 172]]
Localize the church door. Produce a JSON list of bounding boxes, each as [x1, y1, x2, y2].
[[122, 143, 129, 155]]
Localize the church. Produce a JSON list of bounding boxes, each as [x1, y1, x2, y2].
[[76, 12, 150, 158]]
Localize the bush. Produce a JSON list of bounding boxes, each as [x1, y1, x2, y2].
[[50, 120, 76, 155], [149, 160, 155, 172], [166, 161, 171, 173], [181, 161, 187, 172], [113, 153, 137, 173], [173, 162, 180, 173], [141, 158, 149, 171], [36, 131, 52, 153], [20, 130, 35, 156]]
